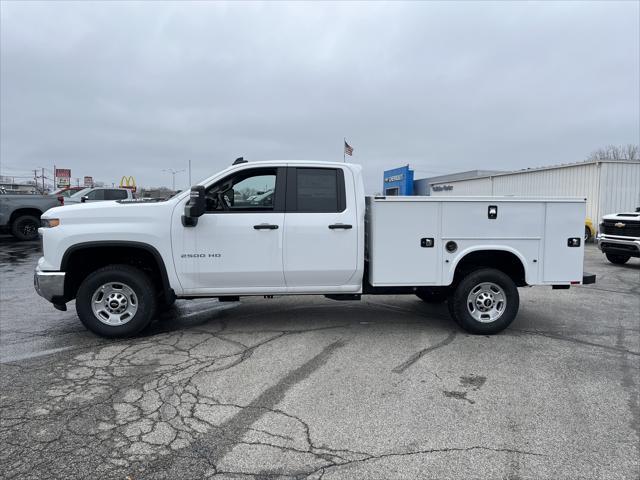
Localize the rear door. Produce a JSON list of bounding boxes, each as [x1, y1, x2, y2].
[[283, 167, 358, 287]]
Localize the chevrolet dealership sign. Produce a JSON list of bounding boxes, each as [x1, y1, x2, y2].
[[384, 174, 404, 183]]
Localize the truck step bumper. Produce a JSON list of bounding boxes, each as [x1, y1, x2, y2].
[[582, 273, 596, 285]]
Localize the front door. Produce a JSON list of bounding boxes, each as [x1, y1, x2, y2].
[[172, 167, 286, 294], [283, 167, 359, 288]]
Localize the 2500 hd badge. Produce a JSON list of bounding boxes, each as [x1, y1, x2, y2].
[[181, 253, 221, 258]]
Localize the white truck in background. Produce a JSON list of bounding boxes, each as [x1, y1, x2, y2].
[[596, 208, 640, 264], [35, 159, 595, 338]]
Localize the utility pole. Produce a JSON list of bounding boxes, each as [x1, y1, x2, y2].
[[188, 160, 192, 186], [41, 167, 45, 193], [163, 168, 185, 191], [33, 170, 38, 192]]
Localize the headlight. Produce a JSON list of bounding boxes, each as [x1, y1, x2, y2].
[[41, 218, 60, 228]]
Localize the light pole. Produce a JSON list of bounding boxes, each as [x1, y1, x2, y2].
[[162, 168, 185, 191]]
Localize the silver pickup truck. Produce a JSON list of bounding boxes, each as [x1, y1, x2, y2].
[[0, 192, 61, 240]]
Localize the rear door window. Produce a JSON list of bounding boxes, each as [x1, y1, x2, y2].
[[287, 168, 346, 212]]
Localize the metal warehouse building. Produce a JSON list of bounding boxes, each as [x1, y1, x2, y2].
[[429, 159, 640, 222]]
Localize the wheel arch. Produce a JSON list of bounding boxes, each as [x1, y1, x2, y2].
[[60, 241, 174, 303], [447, 246, 529, 287], [9, 208, 43, 224]]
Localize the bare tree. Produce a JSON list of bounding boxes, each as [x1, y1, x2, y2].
[[587, 144, 639, 161], [624, 144, 638, 161]]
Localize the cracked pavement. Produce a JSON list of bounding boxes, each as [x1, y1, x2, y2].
[[1, 236, 639, 479]]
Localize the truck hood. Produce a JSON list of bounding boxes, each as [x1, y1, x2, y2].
[[42, 198, 177, 223], [601, 211, 640, 221]]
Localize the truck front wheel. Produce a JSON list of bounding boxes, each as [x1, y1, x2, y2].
[[605, 253, 630, 265], [76, 265, 157, 338], [448, 268, 519, 334]]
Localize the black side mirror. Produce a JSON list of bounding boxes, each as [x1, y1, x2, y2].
[[81, 196, 88, 203], [182, 186, 206, 227]]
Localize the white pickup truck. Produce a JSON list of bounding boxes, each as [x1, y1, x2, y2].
[[35, 160, 595, 338], [596, 208, 640, 264]]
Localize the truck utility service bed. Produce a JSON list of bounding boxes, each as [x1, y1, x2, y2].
[[366, 196, 586, 287]]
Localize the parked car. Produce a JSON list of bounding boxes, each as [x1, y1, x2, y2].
[[65, 187, 135, 204], [51, 186, 84, 198], [0, 192, 62, 240], [596, 208, 640, 264], [35, 159, 595, 338], [585, 217, 595, 242]]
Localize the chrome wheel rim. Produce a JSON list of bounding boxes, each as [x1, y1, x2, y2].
[[466, 282, 506, 323], [91, 282, 138, 325]]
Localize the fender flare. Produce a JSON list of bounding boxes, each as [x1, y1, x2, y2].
[[60, 241, 174, 300], [446, 245, 530, 285]]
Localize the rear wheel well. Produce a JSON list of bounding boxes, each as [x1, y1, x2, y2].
[[9, 208, 43, 225], [62, 244, 173, 303], [453, 250, 527, 287]]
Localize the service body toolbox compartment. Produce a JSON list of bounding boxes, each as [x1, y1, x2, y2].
[[365, 196, 586, 287]]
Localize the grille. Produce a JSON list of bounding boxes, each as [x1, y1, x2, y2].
[[602, 220, 640, 237]]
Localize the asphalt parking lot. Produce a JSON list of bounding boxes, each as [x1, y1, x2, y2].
[[0, 236, 638, 480]]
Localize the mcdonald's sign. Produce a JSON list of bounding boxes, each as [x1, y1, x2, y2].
[[119, 176, 136, 192]]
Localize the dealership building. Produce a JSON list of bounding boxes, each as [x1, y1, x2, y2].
[[383, 159, 640, 221]]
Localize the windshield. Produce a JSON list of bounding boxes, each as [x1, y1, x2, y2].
[[69, 188, 92, 198]]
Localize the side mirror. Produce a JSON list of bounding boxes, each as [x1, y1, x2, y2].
[[182, 185, 206, 227], [81, 196, 88, 203]]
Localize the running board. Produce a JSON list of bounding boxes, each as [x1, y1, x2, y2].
[[324, 294, 361, 301]]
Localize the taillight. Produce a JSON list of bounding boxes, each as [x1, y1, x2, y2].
[[57, 196, 64, 206]]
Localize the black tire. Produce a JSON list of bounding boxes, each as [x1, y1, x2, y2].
[[584, 226, 592, 243], [605, 253, 630, 265], [416, 288, 449, 304], [448, 268, 519, 335], [11, 215, 40, 241], [76, 264, 157, 338]]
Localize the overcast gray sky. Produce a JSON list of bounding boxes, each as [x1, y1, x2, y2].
[[1, 1, 638, 192]]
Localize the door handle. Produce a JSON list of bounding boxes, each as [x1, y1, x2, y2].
[[253, 224, 279, 230], [328, 224, 353, 230]]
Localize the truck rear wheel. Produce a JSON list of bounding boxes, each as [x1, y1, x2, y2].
[[11, 215, 40, 241], [605, 253, 630, 265], [76, 265, 157, 338], [448, 268, 519, 334]]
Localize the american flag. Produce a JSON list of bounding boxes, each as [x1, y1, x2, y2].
[[344, 140, 354, 156]]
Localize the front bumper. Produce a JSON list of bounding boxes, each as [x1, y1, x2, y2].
[[596, 234, 640, 258], [34, 266, 66, 303]]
